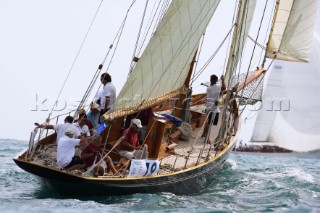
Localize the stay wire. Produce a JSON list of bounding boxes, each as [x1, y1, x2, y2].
[[48, 0, 105, 119], [228, 0, 250, 86], [235, 0, 251, 82], [223, 1, 239, 76], [128, 0, 149, 76], [258, 0, 276, 65], [83, 0, 138, 113], [105, 0, 138, 72], [153, 0, 170, 32], [137, 0, 162, 55], [190, 32, 206, 85], [239, 0, 269, 100], [190, 25, 234, 85]]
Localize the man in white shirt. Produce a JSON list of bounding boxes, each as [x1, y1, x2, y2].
[[57, 128, 90, 170], [99, 73, 116, 115], [201, 75, 225, 140], [73, 118, 90, 137], [35, 116, 81, 143]]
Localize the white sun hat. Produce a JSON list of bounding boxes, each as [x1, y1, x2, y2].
[[131, 119, 142, 128], [91, 102, 101, 111], [65, 127, 75, 135]]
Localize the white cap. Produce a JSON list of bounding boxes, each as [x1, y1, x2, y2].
[[65, 127, 75, 135], [91, 102, 101, 111], [131, 119, 142, 128]]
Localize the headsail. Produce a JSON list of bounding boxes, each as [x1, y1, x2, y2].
[[103, 0, 221, 120], [266, 0, 318, 62], [252, 1, 320, 151], [251, 64, 283, 142], [252, 36, 320, 151]]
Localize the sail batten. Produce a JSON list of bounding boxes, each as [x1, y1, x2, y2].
[[266, 0, 318, 62], [103, 0, 221, 120]]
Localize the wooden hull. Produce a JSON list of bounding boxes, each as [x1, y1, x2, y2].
[[13, 141, 236, 196]]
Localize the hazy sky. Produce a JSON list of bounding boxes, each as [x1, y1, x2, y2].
[[0, 0, 273, 142]]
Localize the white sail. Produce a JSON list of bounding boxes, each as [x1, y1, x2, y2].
[[104, 0, 221, 119], [266, 0, 318, 62], [252, 9, 320, 151], [268, 32, 320, 152], [251, 63, 286, 142]]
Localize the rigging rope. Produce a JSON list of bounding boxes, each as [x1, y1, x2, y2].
[[77, 0, 139, 114], [191, 33, 206, 84], [48, 0, 105, 119], [239, 0, 269, 101], [128, 0, 149, 76], [127, 0, 171, 77], [258, 0, 276, 65], [223, 1, 239, 76], [190, 25, 235, 85], [235, 0, 251, 82], [262, 0, 279, 68], [247, 35, 266, 50], [154, 0, 170, 32], [137, 0, 163, 56]]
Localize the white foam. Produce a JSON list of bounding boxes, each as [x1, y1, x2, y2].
[[285, 168, 315, 183], [226, 159, 238, 170]]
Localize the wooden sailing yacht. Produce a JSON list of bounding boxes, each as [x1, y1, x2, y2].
[[13, 0, 318, 196]]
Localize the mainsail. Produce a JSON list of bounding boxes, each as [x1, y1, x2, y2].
[[252, 0, 320, 151], [103, 0, 221, 120]]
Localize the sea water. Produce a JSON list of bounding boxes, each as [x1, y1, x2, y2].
[[1, 139, 319, 213]]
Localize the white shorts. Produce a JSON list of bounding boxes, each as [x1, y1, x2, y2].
[[119, 145, 148, 160]]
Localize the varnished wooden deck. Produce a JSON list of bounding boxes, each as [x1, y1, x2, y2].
[[159, 105, 224, 174]]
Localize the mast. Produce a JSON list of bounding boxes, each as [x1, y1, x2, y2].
[[174, 50, 198, 122], [224, 0, 253, 88], [262, 0, 280, 68], [216, 0, 256, 144]]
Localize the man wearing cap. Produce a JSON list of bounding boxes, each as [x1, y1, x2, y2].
[[35, 115, 81, 143], [74, 109, 93, 132], [73, 115, 91, 137], [57, 127, 90, 171], [117, 119, 148, 160], [125, 108, 153, 144]]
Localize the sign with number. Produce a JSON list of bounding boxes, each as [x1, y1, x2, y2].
[[128, 159, 160, 177]]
